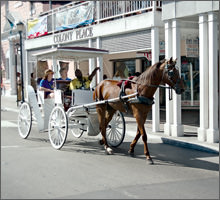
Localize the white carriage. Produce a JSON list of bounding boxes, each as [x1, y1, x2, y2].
[[17, 47, 126, 149]]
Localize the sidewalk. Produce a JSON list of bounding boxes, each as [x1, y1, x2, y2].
[[1, 94, 219, 154]]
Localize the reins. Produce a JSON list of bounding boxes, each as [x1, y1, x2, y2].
[[119, 64, 175, 101]]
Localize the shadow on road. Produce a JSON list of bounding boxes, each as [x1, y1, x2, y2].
[[52, 137, 219, 172]]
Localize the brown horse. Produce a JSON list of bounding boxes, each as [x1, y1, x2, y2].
[[93, 57, 184, 164]]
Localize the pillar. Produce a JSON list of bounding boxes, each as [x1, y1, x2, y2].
[[164, 20, 173, 136], [135, 59, 142, 73], [207, 12, 219, 143], [9, 40, 16, 95], [89, 39, 95, 89], [197, 14, 209, 141], [151, 26, 160, 132], [96, 37, 103, 83], [171, 19, 184, 137]]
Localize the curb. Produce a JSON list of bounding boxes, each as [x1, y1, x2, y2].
[[161, 137, 219, 154], [126, 130, 219, 155]]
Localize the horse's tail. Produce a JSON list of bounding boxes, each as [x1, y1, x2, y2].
[[93, 82, 104, 101]]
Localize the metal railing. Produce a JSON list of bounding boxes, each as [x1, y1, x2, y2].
[[98, 1, 156, 22], [26, 1, 162, 39]]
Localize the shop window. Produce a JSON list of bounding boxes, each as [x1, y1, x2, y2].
[[113, 60, 135, 79], [181, 56, 200, 107]]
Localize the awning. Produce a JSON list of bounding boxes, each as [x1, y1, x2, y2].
[[32, 46, 109, 61]]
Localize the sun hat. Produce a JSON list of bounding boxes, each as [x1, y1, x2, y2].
[[43, 69, 54, 79]]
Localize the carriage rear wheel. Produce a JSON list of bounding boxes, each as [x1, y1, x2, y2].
[[18, 102, 32, 139], [48, 106, 68, 150], [67, 108, 85, 138], [106, 111, 125, 147]]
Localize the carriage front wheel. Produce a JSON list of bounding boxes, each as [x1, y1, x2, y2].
[[48, 106, 68, 150], [106, 111, 125, 147], [18, 102, 32, 139]]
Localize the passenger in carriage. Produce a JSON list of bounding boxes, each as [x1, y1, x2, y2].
[[39, 69, 55, 98], [56, 67, 71, 94], [69, 67, 100, 90], [57, 68, 71, 81]]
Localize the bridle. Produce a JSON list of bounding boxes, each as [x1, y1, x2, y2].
[[163, 63, 183, 95], [120, 62, 183, 100]]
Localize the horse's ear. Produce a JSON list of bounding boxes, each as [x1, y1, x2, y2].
[[156, 62, 162, 68], [174, 58, 178, 64], [169, 57, 173, 63]]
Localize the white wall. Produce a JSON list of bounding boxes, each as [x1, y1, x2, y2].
[[162, 1, 219, 20]]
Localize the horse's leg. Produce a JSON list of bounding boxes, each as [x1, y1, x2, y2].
[[96, 104, 114, 154], [130, 105, 153, 164], [139, 124, 153, 164], [100, 108, 116, 154], [128, 127, 141, 156]]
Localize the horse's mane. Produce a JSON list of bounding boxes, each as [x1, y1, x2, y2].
[[135, 61, 164, 85]]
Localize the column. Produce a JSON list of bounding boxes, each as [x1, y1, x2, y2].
[[197, 14, 209, 141], [164, 20, 173, 136], [171, 19, 184, 137], [96, 37, 103, 83], [135, 59, 142, 73], [207, 12, 219, 143], [96, 1, 100, 24], [151, 26, 160, 132], [88, 39, 95, 89], [9, 40, 16, 95]]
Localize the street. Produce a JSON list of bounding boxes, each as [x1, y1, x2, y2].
[[1, 106, 219, 199]]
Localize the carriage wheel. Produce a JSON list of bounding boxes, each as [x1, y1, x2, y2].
[[48, 106, 68, 150], [67, 108, 84, 138], [69, 119, 84, 138], [106, 111, 125, 147], [18, 102, 32, 139]]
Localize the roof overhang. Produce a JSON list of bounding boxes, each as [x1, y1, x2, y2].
[[32, 46, 109, 61]]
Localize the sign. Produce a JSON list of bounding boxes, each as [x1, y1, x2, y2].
[[76, 27, 93, 39], [27, 16, 48, 39], [186, 39, 199, 57], [144, 52, 152, 61], [53, 31, 74, 43], [53, 27, 93, 44], [136, 51, 152, 61], [159, 41, 165, 55], [56, 2, 94, 31]]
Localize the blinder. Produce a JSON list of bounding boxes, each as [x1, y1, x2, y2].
[[165, 63, 183, 95]]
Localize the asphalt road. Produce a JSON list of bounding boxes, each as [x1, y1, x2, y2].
[[1, 108, 219, 199]]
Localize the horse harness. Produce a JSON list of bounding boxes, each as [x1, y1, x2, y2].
[[118, 63, 181, 105]]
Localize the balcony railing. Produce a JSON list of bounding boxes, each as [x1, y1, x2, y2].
[[98, 1, 161, 22], [26, 1, 162, 39]]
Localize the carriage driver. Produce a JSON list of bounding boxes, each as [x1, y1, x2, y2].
[[69, 67, 100, 90]]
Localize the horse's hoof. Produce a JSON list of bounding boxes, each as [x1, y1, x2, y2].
[[128, 150, 134, 157], [146, 158, 154, 165], [104, 146, 113, 155], [99, 140, 104, 145]]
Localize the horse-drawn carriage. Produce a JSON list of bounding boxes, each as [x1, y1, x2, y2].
[[17, 46, 130, 149], [18, 46, 184, 164]]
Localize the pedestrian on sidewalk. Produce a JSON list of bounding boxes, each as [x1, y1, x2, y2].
[[17, 72, 22, 101]]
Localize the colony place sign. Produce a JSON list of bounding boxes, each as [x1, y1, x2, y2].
[[53, 27, 93, 44]]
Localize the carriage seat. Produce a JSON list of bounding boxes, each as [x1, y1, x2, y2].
[[72, 89, 94, 106]]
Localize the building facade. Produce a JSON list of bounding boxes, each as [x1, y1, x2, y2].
[[1, 1, 219, 143], [162, 1, 219, 143]]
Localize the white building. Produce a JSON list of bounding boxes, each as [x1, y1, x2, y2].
[[162, 1, 219, 142]]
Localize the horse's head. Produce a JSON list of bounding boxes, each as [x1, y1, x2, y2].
[[162, 57, 185, 94]]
